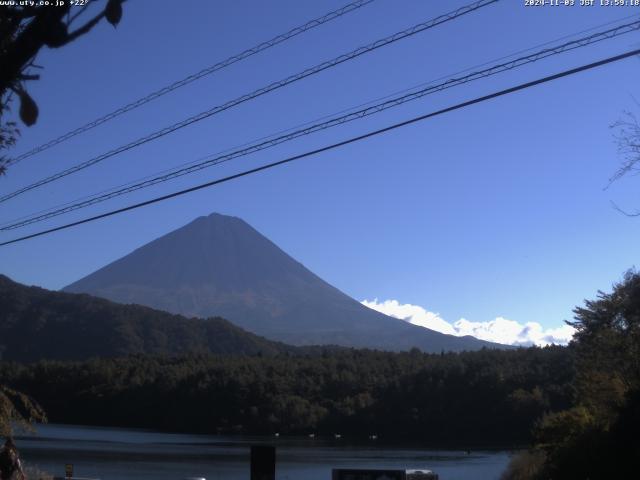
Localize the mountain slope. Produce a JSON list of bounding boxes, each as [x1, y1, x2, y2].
[[0, 275, 290, 361], [64, 213, 503, 352]]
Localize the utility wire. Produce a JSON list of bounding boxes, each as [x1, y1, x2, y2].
[[5, 0, 377, 167], [0, 0, 499, 204], [2, 13, 637, 231], [6, 7, 637, 232], [3, 18, 639, 231], [8, 9, 634, 231], [2, 47, 638, 247]]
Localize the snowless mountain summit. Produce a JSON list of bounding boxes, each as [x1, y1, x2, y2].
[[64, 213, 502, 352]]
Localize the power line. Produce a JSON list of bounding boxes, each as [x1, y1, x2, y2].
[[2, 14, 637, 232], [5, 0, 377, 167], [3, 18, 639, 231], [8, 10, 634, 232], [2, 47, 638, 247], [0, 0, 499, 205]]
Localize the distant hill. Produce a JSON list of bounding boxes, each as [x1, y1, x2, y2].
[[0, 275, 290, 361], [64, 213, 504, 352]]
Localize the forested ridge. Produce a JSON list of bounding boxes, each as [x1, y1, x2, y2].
[[3, 271, 639, 476], [0, 274, 296, 360], [0, 346, 573, 447]]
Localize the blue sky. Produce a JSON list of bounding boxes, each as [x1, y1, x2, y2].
[[1, 0, 639, 341]]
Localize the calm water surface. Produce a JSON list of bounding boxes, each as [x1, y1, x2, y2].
[[17, 424, 512, 480]]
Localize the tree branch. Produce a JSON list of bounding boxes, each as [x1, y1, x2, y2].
[[65, 10, 106, 43], [0, 6, 70, 94], [611, 200, 640, 217], [68, 4, 93, 26], [18, 74, 40, 81]]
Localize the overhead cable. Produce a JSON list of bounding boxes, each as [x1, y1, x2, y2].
[[2, 46, 638, 247], [0, 0, 499, 204], [3, 18, 638, 231], [5, 0, 377, 166]]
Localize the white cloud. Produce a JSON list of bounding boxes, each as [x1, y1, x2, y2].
[[361, 299, 456, 335], [361, 299, 575, 347]]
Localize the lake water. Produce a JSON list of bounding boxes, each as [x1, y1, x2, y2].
[[16, 424, 512, 480]]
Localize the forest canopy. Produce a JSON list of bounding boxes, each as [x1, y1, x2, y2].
[[0, 346, 573, 447]]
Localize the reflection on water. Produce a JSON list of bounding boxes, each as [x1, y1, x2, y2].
[[16, 424, 512, 480]]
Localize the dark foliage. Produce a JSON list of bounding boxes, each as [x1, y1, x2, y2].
[[0, 273, 575, 446], [0, 0, 124, 173], [504, 271, 640, 479], [0, 346, 573, 447], [0, 274, 293, 361], [0, 384, 46, 437]]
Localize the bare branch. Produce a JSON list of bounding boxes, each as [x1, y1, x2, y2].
[[65, 10, 106, 43], [611, 200, 640, 217], [609, 110, 640, 185]]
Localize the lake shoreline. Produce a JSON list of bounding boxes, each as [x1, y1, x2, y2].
[[15, 423, 513, 480], [18, 421, 527, 453]]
